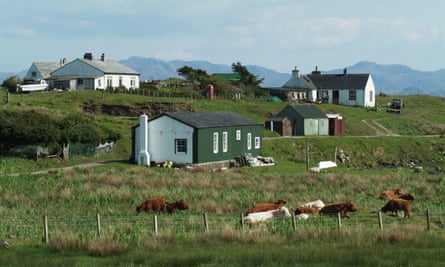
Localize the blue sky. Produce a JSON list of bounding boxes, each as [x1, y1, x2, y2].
[[1, 0, 444, 74]]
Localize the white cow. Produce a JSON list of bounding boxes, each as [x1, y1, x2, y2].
[[302, 199, 325, 210], [243, 206, 291, 224]]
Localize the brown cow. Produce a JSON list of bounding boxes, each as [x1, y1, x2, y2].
[[166, 199, 189, 214], [136, 198, 167, 213], [319, 201, 357, 218], [381, 199, 411, 218], [246, 199, 287, 215], [379, 188, 404, 200], [295, 207, 320, 215]]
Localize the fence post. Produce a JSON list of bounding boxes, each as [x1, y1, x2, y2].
[[96, 213, 101, 238], [378, 211, 383, 232], [43, 215, 49, 245], [426, 208, 430, 231], [291, 213, 297, 232], [337, 212, 342, 231], [203, 213, 209, 232], [153, 215, 158, 236]]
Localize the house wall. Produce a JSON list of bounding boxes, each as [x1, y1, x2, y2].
[[148, 116, 194, 164], [364, 76, 376, 107], [24, 63, 43, 81], [194, 125, 262, 164]]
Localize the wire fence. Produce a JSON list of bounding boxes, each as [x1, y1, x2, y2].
[[1, 209, 443, 244]]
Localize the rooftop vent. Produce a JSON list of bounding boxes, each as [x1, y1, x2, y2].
[[83, 52, 93, 60]]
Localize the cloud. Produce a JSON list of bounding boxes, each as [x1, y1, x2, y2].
[[6, 25, 37, 38]]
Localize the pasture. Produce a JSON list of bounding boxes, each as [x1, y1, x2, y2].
[[0, 91, 444, 266]]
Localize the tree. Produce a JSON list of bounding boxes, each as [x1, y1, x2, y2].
[[1, 76, 22, 92], [177, 66, 209, 90], [231, 62, 265, 97]]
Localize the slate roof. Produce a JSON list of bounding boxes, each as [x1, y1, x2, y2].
[[32, 62, 61, 79], [79, 58, 139, 75], [285, 104, 327, 119], [307, 73, 369, 90], [163, 112, 261, 128]]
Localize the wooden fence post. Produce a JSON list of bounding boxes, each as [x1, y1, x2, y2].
[[203, 213, 209, 232], [291, 213, 297, 232], [43, 215, 49, 245], [96, 213, 101, 238], [426, 208, 430, 231], [337, 212, 342, 231], [305, 138, 309, 173], [153, 215, 158, 236], [378, 211, 383, 232]]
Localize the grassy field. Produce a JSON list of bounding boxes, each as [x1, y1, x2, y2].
[[0, 91, 444, 266]]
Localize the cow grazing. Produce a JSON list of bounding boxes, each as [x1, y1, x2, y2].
[[136, 198, 167, 213], [243, 207, 291, 224], [381, 199, 412, 218], [379, 188, 404, 200], [166, 199, 189, 214], [246, 199, 287, 215], [319, 201, 357, 218], [398, 192, 414, 201], [302, 199, 325, 210]]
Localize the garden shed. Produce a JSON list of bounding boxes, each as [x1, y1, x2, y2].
[[276, 104, 328, 136], [264, 117, 291, 136], [131, 111, 263, 166], [327, 114, 346, 136]]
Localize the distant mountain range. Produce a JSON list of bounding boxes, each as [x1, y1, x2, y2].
[[2, 57, 444, 96]]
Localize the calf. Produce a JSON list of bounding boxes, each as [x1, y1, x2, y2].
[[246, 199, 287, 215], [398, 192, 414, 201], [136, 198, 167, 213], [319, 201, 357, 218], [302, 199, 325, 210], [295, 207, 320, 215], [381, 199, 411, 218], [379, 188, 404, 200], [166, 199, 189, 214]]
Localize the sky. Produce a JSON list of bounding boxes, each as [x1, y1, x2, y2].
[[1, 0, 444, 74]]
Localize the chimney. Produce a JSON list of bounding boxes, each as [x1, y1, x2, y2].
[[137, 113, 150, 166], [62, 58, 67, 64], [312, 65, 321, 75], [101, 53, 105, 61], [292, 66, 300, 78], [83, 52, 93, 60], [343, 68, 347, 75]]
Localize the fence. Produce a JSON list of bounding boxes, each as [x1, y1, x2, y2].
[[0, 209, 443, 245]]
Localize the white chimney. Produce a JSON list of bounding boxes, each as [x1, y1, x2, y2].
[[138, 113, 150, 166]]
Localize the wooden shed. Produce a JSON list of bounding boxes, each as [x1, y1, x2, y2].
[[264, 117, 292, 136], [327, 114, 345, 136], [276, 104, 328, 136]]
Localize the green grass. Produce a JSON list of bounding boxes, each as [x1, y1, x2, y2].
[[1, 91, 445, 265]]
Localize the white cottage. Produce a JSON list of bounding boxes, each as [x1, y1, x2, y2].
[[49, 53, 139, 90]]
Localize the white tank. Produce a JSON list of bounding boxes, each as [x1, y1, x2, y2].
[[137, 113, 150, 166]]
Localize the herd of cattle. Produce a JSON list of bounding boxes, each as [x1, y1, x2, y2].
[[136, 188, 414, 223]]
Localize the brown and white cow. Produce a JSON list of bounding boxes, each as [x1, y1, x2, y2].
[[295, 207, 320, 215], [379, 188, 405, 200], [319, 201, 357, 218], [246, 199, 287, 215], [136, 198, 167, 213], [166, 199, 189, 214], [381, 199, 412, 218]]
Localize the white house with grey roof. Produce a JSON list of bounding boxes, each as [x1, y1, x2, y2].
[[23, 61, 64, 82], [265, 66, 375, 108], [48, 53, 139, 90], [131, 111, 263, 166]]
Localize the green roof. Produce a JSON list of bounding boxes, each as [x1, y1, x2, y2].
[[213, 73, 241, 81]]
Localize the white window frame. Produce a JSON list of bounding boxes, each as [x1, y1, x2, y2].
[[247, 132, 252, 150], [222, 131, 228, 152], [213, 132, 219, 154], [236, 129, 241, 141], [254, 137, 261, 149]]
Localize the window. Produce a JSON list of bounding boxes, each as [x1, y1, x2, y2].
[[107, 77, 112, 87], [255, 137, 261, 149], [247, 133, 252, 150], [369, 91, 373, 102], [131, 78, 136, 87], [98, 79, 102, 87], [236, 130, 241, 141], [222, 131, 228, 152], [213, 132, 219, 154], [175, 139, 187, 153], [78, 79, 83, 86], [31, 71, 37, 78], [349, 90, 356, 100]]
